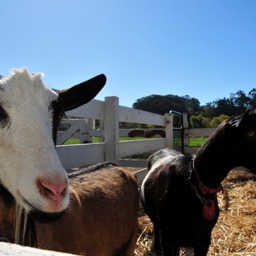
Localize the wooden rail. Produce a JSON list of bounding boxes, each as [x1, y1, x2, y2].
[[56, 97, 173, 170], [56, 97, 215, 170], [0, 242, 76, 256]]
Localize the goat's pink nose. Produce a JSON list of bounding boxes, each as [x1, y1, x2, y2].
[[37, 178, 67, 202]]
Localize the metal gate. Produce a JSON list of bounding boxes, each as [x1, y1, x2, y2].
[[169, 110, 184, 154]]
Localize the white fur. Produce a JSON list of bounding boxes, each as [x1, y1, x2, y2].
[[0, 68, 69, 213], [141, 155, 171, 203]]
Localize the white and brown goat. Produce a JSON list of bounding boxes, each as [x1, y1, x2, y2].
[[0, 68, 105, 214], [0, 69, 139, 255]]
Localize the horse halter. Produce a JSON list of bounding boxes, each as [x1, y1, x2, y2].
[[190, 157, 224, 195], [188, 157, 224, 221]]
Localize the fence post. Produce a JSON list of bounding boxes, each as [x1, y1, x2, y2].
[[183, 113, 189, 152], [165, 113, 173, 149], [83, 119, 94, 143], [99, 119, 104, 142], [104, 96, 119, 164]]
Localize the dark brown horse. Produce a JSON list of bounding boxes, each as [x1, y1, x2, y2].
[[141, 109, 256, 255]]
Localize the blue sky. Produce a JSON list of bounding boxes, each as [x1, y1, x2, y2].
[[1, 0, 256, 107]]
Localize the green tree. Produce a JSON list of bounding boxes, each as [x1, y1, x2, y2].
[[249, 88, 256, 108], [183, 95, 201, 115], [209, 114, 229, 127], [190, 115, 210, 128], [132, 88, 256, 120], [230, 90, 250, 112], [133, 94, 200, 115]]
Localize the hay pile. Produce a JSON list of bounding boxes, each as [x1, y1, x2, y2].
[[135, 169, 256, 256]]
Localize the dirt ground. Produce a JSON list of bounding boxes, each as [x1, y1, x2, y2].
[[133, 168, 256, 256]]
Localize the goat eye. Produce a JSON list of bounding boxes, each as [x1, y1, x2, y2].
[[247, 131, 255, 137], [0, 105, 10, 128]]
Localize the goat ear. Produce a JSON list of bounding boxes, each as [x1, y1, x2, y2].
[[229, 108, 251, 128], [59, 74, 106, 111]]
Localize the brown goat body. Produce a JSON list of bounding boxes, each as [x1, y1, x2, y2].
[[0, 164, 139, 256]]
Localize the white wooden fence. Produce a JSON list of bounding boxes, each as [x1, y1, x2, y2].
[[56, 96, 173, 170], [56, 96, 216, 171], [0, 242, 76, 256]]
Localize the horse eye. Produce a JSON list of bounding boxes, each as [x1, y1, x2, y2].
[[247, 131, 255, 137]]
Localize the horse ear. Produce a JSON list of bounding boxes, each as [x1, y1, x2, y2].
[[230, 109, 251, 128], [237, 108, 251, 127], [59, 74, 106, 111]]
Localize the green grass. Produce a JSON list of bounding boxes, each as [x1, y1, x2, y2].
[[64, 139, 80, 145], [63, 136, 208, 161], [173, 137, 207, 148], [64, 136, 208, 147], [189, 137, 207, 147], [64, 136, 146, 145]]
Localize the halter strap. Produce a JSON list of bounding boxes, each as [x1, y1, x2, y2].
[[190, 157, 223, 195]]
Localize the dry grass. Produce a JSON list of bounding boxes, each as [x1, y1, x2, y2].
[[134, 169, 256, 256]]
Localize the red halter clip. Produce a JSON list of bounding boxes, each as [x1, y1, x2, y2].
[[190, 158, 224, 221], [192, 158, 224, 195]]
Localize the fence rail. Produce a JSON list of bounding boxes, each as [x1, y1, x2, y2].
[[57, 96, 215, 170]]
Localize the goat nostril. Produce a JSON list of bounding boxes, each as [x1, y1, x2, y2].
[[37, 178, 67, 201]]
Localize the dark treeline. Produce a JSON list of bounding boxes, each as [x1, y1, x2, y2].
[[132, 89, 256, 127]]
